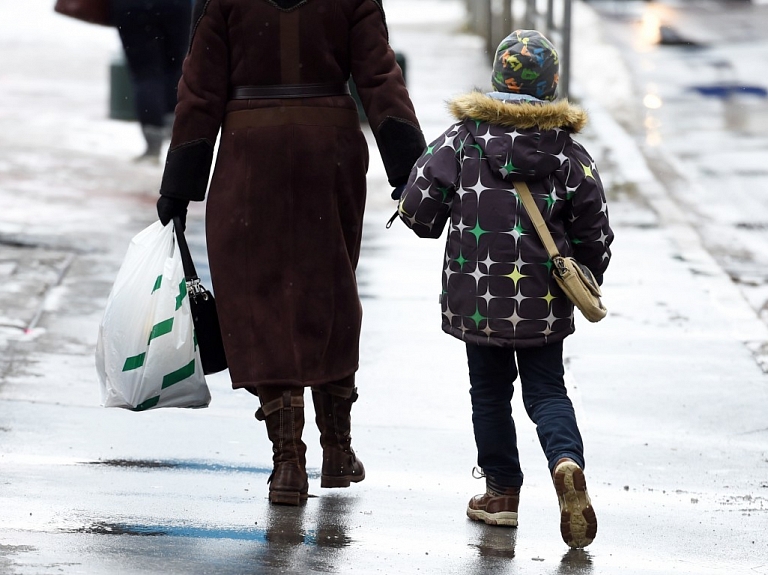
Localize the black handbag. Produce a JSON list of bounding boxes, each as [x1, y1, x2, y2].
[[173, 218, 228, 375]]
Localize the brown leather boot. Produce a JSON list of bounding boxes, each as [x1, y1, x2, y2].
[[311, 381, 365, 488], [467, 474, 520, 527], [255, 390, 308, 505]]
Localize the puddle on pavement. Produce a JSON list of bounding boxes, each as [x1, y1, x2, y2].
[[67, 522, 166, 537], [83, 458, 315, 477], [558, 549, 595, 573], [66, 521, 273, 541], [65, 500, 356, 548], [85, 459, 177, 469], [65, 521, 354, 546], [468, 524, 517, 559], [465, 526, 596, 574]]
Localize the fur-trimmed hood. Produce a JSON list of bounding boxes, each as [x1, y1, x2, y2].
[[448, 91, 587, 132], [444, 91, 589, 182]]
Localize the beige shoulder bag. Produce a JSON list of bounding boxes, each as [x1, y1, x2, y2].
[[513, 181, 607, 323]]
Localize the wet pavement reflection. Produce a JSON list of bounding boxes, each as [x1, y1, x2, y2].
[[50, 495, 362, 574], [310, 495, 355, 550], [468, 523, 517, 561], [249, 495, 357, 574], [464, 526, 595, 575], [556, 549, 595, 575]]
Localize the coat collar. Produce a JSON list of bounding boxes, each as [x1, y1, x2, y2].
[[448, 91, 588, 133]]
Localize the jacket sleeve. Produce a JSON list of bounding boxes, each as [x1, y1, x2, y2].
[[349, 0, 425, 187], [159, 0, 230, 201], [397, 125, 461, 239], [563, 141, 614, 284]]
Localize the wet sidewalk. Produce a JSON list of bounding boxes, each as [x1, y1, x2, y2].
[[1, 0, 767, 573]]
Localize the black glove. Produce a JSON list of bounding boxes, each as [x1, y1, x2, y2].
[[157, 196, 189, 228], [391, 184, 406, 201]]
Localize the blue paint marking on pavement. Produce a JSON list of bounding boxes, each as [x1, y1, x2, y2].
[[85, 458, 322, 478], [68, 521, 329, 545], [80, 523, 322, 544], [169, 460, 272, 474], [148, 524, 270, 542], [689, 84, 768, 98], [155, 460, 322, 479], [73, 522, 271, 542]]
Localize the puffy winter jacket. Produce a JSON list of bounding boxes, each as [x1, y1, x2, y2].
[[398, 92, 614, 348]]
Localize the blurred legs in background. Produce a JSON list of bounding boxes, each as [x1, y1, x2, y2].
[[112, 0, 191, 163]]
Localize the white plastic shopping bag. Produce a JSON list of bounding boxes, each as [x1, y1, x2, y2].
[[96, 221, 211, 410]]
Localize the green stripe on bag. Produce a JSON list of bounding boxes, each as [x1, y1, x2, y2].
[[152, 275, 162, 294], [147, 318, 174, 344], [175, 278, 186, 310], [162, 359, 196, 389], [132, 396, 160, 411], [122, 353, 146, 372]]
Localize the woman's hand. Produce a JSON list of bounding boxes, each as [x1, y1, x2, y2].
[[157, 196, 189, 228]]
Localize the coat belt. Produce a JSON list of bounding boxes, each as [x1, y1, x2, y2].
[[230, 83, 350, 99], [223, 106, 360, 131]]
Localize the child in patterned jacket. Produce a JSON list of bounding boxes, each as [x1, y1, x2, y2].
[[397, 30, 613, 548]]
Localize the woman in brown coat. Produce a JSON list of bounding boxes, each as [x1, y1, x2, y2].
[[155, 0, 425, 505]]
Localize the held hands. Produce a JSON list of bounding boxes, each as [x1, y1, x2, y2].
[[386, 185, 406, 229], [157, 196, 189, 229], [391, 184, 406, 201], [385, 185, 406, 229]]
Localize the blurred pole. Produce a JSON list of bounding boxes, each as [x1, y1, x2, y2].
[[546, 0, 555, 34], [491, 0, 507, 49], [466, 0, 477, 34], [502, 0, 514, 40], [524, 0, 537, 29], [484, 0, 494, 55], [560, 0, 572, 99]]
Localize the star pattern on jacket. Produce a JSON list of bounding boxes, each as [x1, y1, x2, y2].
[[398, 94, 613, 348]]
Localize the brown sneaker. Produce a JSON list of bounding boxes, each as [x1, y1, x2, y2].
[[553, 459, 597, 548], [467, 485, 520, 527]]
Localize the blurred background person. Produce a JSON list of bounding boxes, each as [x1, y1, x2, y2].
[[112, 0, 192, 162]]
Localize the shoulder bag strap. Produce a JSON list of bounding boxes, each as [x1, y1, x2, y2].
[[172, 217, 199, 282], [512, 181, 561, 260]]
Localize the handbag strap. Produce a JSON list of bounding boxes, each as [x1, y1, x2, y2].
[[512, 181, 561, 260], [172, 218, 199, 281]]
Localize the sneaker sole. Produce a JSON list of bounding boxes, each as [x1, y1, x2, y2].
[[466, 508, 518, 527], [554, 463, 597, 548]]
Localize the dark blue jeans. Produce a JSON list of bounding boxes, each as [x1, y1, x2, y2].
[[466, 341, 585, 489]]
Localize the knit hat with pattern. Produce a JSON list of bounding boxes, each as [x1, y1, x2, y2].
[[491, 30, 559, 101]]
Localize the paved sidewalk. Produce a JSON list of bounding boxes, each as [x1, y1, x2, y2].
[[0, 1, 767, 573]]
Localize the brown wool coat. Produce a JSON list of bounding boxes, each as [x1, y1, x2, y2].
[[159, 0, 425, 390]]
